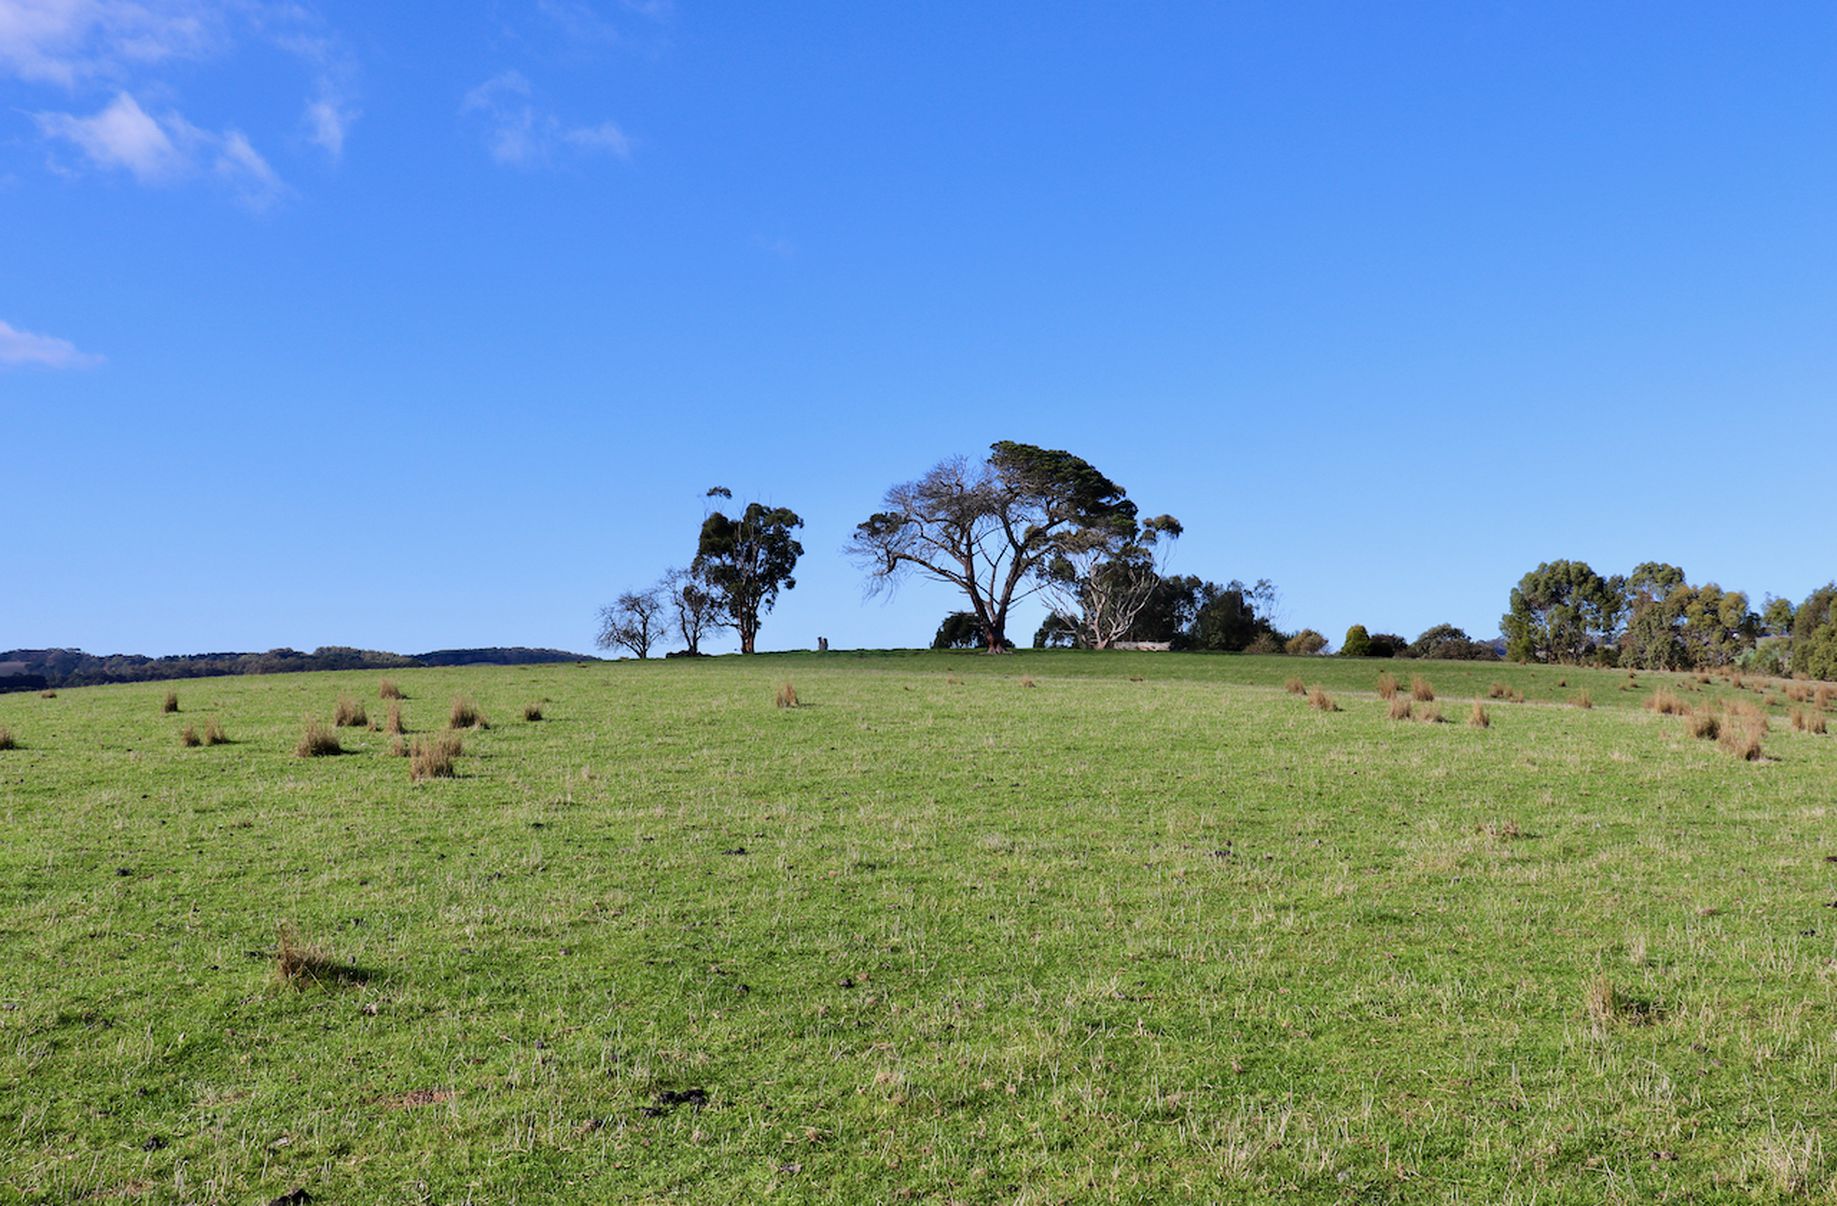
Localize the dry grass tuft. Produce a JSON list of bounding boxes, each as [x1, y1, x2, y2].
[[379, 678, 404, 701], [1307, 688, 1338, 712], [1410, 676, 1435, 702], [0, 725, 17, 751], [1572, 690, 1593, 710], [410, 733, 462, 781], [1476, 818, 1521, 839], [162, 690, 179, 714], [333, 695, 368, 728], [1731, 672, 1745, 690], [1377, 673, 1398, 700], [204, 719, 228, 746], [274, 923, 363, 988], [523, 702, 543, 722], [1647, 689, 1687, 716], [1557, 678, 1567, 688], [1388, 697, 1413, 721], [1719, 722, 1765, 762], [1020, 676, 1038, 689], [180, 725, 200, 748], [1583, 974, 1620, 1028], [1688, 711, 1720, 741], [1416, 703, 1444, 724], [1791, 707, 1809, 732], [1808, 712, 1828, 736], [38, 690, 55, 699], [389, 736, 408, 758], [776, 682, 800, 709], [1469, 701, 1490, 729], [1486, 682, 1507, 699], [1818, 684, 1833, 711], [449, 697, 487, 729], [1285, 676, 1306, 695], [384, 703, 405, 735], [295, 720, 341, 758]]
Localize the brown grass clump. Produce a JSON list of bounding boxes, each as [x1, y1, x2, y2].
[[334, 695, 368, 727], [1377, 672, 1398, 700], [295, 720, 341, 758], [1808, 713, 1828, 736], [1410, 676, 1435, 702], [1470, 701, 1490, 729], [204, 719, 228, 746], [1388, 697, 1413, 721], [1785, 683, 1809, 704], [1719, 723, 1764, 762], [389, 736, 408, 758], [776, 682, 799, 709], [523, 702, 543, 722], [1688, 711, 1720, 741], [1510, 689, 1525, 703], [1416, 703, 1444, 724], [1697, 673, 1711, 685], [1792, 707, 1809, 732], [384, 703, 405, 735], [1285, 676, 1306, 695], [1647, 689, 1686, 716], [162, 690, 179, 714], [1817, 685, 1833, 711], [1307, 688, 1338, 712], [1486, 682, 1507, 699], [1731, 672, 1745, 690], [410, 733, 462, 781], [1572, 690, 1593, 710], [1020, 676, 1038, 689], [449, 697, 487, 729], [180, 725, 201, 748], [38, 690, 55, 699], [1584, 974, 1620, 1028], [379, 678, 404, 700], [273, 923, 363, 988], [0, 725, 17, 751]]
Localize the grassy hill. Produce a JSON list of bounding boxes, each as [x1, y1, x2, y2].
[[2, 652, 1834, 1201]]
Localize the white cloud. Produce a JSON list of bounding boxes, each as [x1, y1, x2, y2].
[[0, 318, 101, 369], [35, 91, 285, 207], [0, 0, 220, 86], [462, 69, 631, 167]]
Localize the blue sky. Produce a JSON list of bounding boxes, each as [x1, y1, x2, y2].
[[4, 2, 1835, 656]]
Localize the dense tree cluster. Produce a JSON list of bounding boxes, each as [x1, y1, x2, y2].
[[0, 646, 580, 692]]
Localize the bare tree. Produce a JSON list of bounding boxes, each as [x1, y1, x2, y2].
[[662, 566, 725, 656], [595, 588, 669, 659], [847, 442, 1138, 651], [1040, 515, 1182, 649]]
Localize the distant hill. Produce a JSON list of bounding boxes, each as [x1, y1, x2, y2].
[[0, 646, 596, 691]]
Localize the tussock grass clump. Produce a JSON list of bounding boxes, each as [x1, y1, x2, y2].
[[1688, 711, 1720, 741], [1817, 684, 1833, 711], [775, 682, 800, 709], [333, 695, 368, 728], [295, 720, 341, 758], [389, 736, 408, 758], [1719, 723, 1764, 762], [410, 734, 462, 781], [162, 690, 179, 714], [1416, 703, 1444, 724], [1469, 701, 1490, 729], [379, 678, 404, 701], [1557, 678, 1567, 688], [1572, 691, 1593, 710], [523, 703, 543, 722], [274, 923, 363, 988], [1509, 689, 1525, 703], [1647, 689, 1686, 716], [1020, 676, 1038, 689], [1584, 974, 1620, 1029], [1410, 676, 1434, 702], [1477, 818, 1521, 839], [1306, 688, 1337, 712], [1731, 672, 1745, 690], [1388, 697, 1413, 721], [1697, 673, 1712, 685], [1785, 683, 1809, 704], [180, 725, 201, 748], [1486, 682, 1507, 699], [204, 719, 228, 746], [1285, 676, 1306, 695], [384, 703, 405, 735], [1377, 673, 1398, 700], [38, 690, 55, 699], [0, 725, 16, 751], [1808, 712, 1828, 736], [1791, 707, 1809, 732], [449, 697, 487, 729]]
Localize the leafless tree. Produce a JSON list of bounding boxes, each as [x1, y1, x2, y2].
[[662, 566, 725, 656], [595, 588, 669, 659]]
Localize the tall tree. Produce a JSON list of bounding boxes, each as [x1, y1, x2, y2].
[[848, 441, 1137, 651], [694, 500, 804, 655], [1501, 560, 1624, 664], [595, 588, 668, 659], [1040, 514, 1182, 649]]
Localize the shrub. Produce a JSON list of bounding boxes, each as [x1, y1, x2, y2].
[[1284, 677, 1306, 695], [1245, 632, 1286, 655], [776, 682, 799, 709], [410, 734, 461, 781], [1388, 697, 1413, 721], [1410, 676, 1435, 702], [1469, 701, 1490, 729], [1572, 691, 1593, 710], [449, 697, 487, 729], [379, 679, 404, 701], [295, 720, 341, 758], [180, 725, 200, 748], [1285, 629, 1328, 656], [384, 703, 405, 735], [333, 695, 368, 727], [1340, 625, 1373, 657], [1307, 688, 1337, 712], [162, 690, 179, 714], [1377, 673, 1398, 700], [204, 719, 228, 746], [0, 725, 16, 751], [523, 703, 543, 722]]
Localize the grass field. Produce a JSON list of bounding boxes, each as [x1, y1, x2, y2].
[[3, 651, 1835, 1202]]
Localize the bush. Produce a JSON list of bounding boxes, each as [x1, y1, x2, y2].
[[1245, 632, 1286, 655], [1366, 632, 1410, 659], [1340, 625, 1373, 657], [1285, 629, 1327, 656]]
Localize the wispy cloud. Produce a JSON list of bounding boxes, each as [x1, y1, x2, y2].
[[0, 319, 101, 369], [462, 70, 631, 167], [35, 91, 286, 207], [0, 0, 221, 86]]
